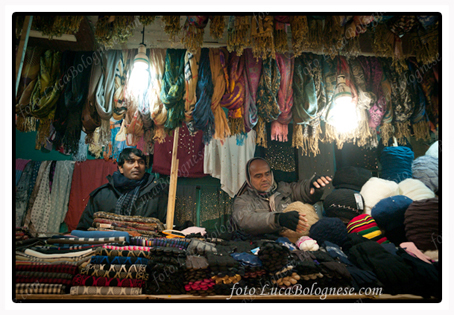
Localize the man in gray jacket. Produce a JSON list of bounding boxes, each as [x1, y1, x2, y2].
[[232, 157, 331, 235]]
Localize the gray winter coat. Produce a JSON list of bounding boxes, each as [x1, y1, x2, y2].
[[232, 179, 322, 235]]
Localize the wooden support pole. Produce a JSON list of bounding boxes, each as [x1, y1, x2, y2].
[[166, 127, 179, 229], [15, 16, 33, 98]]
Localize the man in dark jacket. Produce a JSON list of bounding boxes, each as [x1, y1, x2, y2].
[[232, 157, 331, 235], [76, 148, 168, 230]]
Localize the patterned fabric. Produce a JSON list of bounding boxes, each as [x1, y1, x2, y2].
[[70, 286, 142, 295], [89, 255, 149, 265], [23, 161, 48, 235], [28, 161, 52, 237], [271, 53, 294, 142], [192, 48, 215, 144], [93, 211, 165, 226], [79, 267, 149, 280], [407, 58, 430, 140], [93, 218, 161, 232], [243, 49, 262, 132], [387, 15, 417, 37], [347, 214, 390, 244], [16, 276, 72, 286], [113, 52, 127, 120], [184, 49, 201, 129], [220, 49, 246, 120], [257, 57, 281, 123], [71, 274, 146, 287], [16, 161, 34, 227], [16, 271, 74, 279], [83, 263, 147, 273], [149, 48, 168, 142], [113, 171, 150, 216], [24, 248, 94, 259], [46, 237, 126, 245], [95, 248, 152, 259], [15, 263, 78, 274], [420, 63, 439, 130], [16, 283, 66, 294], [130, 236, 191, 249], [209, 48, 230, 141], [102, 245, 152, 251], [161, 49, 186, 130]]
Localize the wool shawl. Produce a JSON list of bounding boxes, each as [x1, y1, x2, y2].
[[113, 51, 128, 121], [192, 48, 215, 144], [82, 51, 103, 138], [149, 48, 168, 143], [243, 49, 261, 132], [160, 49, 186, 130], [271, 53, 294, 142], [220, 48, 246, 135], [378, 62, 395, 145], [184, 48, 201, 131], [71, 274, 145, 288], [256, 57, 281, 147], [209, 48, 230, 141]]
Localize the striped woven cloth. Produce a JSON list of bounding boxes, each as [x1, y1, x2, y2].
[[70, 286, 142, 295], [16, 283, 66, 294]]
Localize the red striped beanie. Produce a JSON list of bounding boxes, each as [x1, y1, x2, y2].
[[347, 214, 389, 244]]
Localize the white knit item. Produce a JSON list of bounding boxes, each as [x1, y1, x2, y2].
[[398, 178, 436, 201], [360, 177, 399, 215], [425, 140, 439, 159]]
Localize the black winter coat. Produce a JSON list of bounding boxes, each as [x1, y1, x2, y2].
[[76, 174, 169, 230]]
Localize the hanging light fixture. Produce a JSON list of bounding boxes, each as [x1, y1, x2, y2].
[[133, 26, 149, 71], [129, 26, 150, 96]]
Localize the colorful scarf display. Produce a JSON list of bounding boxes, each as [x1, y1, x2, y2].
[[243, 49, 261, 132], [182, 16, 208, 54], [184, 49, 201, 132], [149, 48, 168, 143], [220, 48, 246, 135], [271, 53, 294, 142], [70, 286, 142, 295], [192, 48, 215, 144], [227, 16, 250, 56], [209, 48, 230, 141], [161, 49, 186, 130], [250, 15, 275, 60], [290, 16, 309, 57], [71, 274, 146, 288]]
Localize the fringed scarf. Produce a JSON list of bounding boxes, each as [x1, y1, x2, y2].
[[322, 16, 343, 59], [184, 48, 201, 133], [292, 53, 327, 156], [30, 50, 62, 150], [255, 57, 281, 148], [227, 16, 250, 56], [420, 61, 439, 131], [407, 58, 430, 141], [220, 48, 246, 136], [372, 24, 395, 58], [209, 16, 225, 40], [209, 48, 230, 142], [192, 48, 214, 144], [307, 18, 324, 53], [149, 48, 167, 143], [16, 47, 43, 133], [274, 19, 289, 54], [290, 16, 309, 58], [378, 61, 395, 146], [387, 16, 418, 74], [112, 51, 128, 121], [410, 20, 439, 66], [271, 53, 294, 142], [181, 16, 208, 54], [161, 16, 181, 42], [243, 48, 262, 132], [160, 49, 186, 130], [250, 15, 275, 60], [95, 50, 121, 147]]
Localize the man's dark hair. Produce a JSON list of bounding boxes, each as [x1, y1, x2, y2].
[[118, 148, 146, 167]]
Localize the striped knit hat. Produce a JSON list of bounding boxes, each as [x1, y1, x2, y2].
[[347, 214, 389, 244]]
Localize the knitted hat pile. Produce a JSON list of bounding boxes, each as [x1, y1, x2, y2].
[[425, 141, 438, 159], [347, 214, 389, 244], [398, 178, 436, 201], [371, 195, 413, 245], [279, 201, 319, 243], [323, 189, 365, 224], [332, 166, 372, 191], [360, 177, 399, 215], [379, 146, 414, 183], [309, 217, 348, 247], [411, 155, 438, 193], [404, 198, 439, 251]]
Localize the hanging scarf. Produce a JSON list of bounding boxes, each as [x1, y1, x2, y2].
[[292, 53, 327, 156], [406, 58, 430, 141], [256, 57, 281, 148], [28, 161, 52, 237], [182, 16, 208, 54], [149, 48, 167, 143], [387, 16, 418, 74], [290, 16, 309, 57], [250, 15, 275, 60], [160, 49, 186, 130], [307, 18, 324, 53], [227, 16, 250, 56], [236, 157, 278, 200], [16, 47, 43, 132], [220, 48, 246, 135], [29, 50, 62, 149], [410, 21, 439, 66], [209, 48, 230, 142], [113, 172, 150, 216], [161, 16, 181, 42], [420, 61, 439, 132], [184, 48, 201, 133], [271, 53, 294, 142], [378, 60, 395, 146], [322, 16, 343, 59], [192, 48, 214, 144], [209, 16, 225, 40], [243, 48, 262, 132], [274, 20, 289, 54], [95, 50, 121, 146], [112, 51, 127, 121], [16, 161, 34, 227]]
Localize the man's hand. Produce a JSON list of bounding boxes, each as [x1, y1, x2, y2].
[[309, 175, 332, 195], [278, 211, 309, 232]]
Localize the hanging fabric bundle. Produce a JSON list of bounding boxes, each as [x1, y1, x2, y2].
[[112, 51, 128, 121], [29, 50, 62, 150], [273, 16, 290, 54], [250, 15, 275, 60], [322, 16, 344, 60], [139, 16, 156, 26], [407, 58, 430, 141], [243, 48, 262, 132], [52, 16, 84, 37], [292, 53, 327, 156], [387, 15, 418, 74], [209, 48, 230, 142], [271, 53, 294, 142], [357, 56, 387, 147], [94, 15, 115, 48], [95, 50, 121, 148], [209, 15, 225, 39], [112, 16, 136, 44], [378, 58, 395, 145], [372, 24, 395, 58], [219, 48, 246, 136], [161, 16, 181, 42], [289, 16, 309, 57], [345, 16, 374, 39], [160, 49, 186, 130], [192, 48, 215, 144], [181, 16, 208, 54], [255, 57, 281, 148], [419, 62, 439, 132], [16, 47, 43, 132], [184, 48, 202, 133], [149, 48, 168, 143], [307, 17, 324, 53], [410, 20, 439, 66], [227, 16, 250, 56]]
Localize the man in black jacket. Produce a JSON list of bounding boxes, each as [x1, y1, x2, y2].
[[76, 148, 168, 230]]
